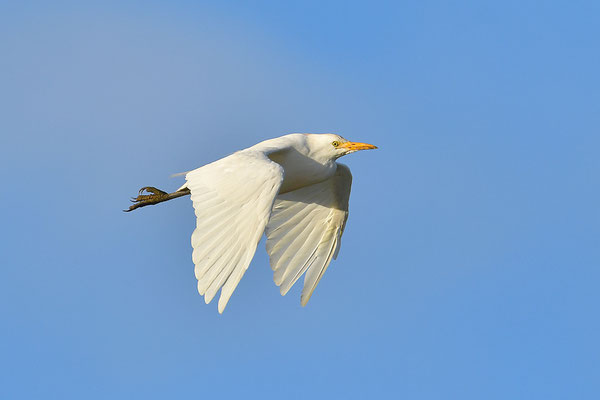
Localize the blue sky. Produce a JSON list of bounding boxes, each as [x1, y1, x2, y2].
[[1, 1, 599, 398]]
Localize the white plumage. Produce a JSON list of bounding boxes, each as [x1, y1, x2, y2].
[[172, 133, 375, 313]]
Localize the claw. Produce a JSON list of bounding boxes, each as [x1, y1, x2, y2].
[[140, 186, 168, 196], [125, 185, 189, 212]]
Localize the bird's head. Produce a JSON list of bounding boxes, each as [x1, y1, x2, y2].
[[306, 133, 377, 161]]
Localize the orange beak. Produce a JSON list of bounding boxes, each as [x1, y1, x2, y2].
[[339, 141, 378, 151]]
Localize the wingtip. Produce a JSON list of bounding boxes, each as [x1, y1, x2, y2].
[[300, 296, 310, 307], [217, 297, 229, 314], [280, 285, 291, 297]]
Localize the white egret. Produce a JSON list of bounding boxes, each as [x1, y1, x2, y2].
[[126, 133, 377, 313]]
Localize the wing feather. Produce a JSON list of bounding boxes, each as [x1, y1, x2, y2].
[[185, 151, 284, 313], [265, 163, 352, 306]]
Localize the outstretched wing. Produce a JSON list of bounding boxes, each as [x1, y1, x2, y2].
[[184, 151, 284, 313], [264, 163, 352, 306]]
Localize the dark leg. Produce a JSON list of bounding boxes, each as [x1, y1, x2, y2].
[[125, 186, 191, 212]]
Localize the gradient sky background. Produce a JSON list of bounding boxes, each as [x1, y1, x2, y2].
[[1, 1, 599, 399]]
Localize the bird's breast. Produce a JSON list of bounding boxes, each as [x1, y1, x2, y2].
[[268, 149, 337, 194]]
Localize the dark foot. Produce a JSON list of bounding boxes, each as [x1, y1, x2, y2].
[[125, 186, 170, 212]]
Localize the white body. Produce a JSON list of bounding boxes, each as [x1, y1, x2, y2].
[[180, 133, 374, 312]]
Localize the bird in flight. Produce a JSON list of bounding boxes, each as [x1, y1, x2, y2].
[[126, 133, 377, 313]]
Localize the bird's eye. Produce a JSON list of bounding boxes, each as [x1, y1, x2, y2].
[[332, 141, 340, 147]]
